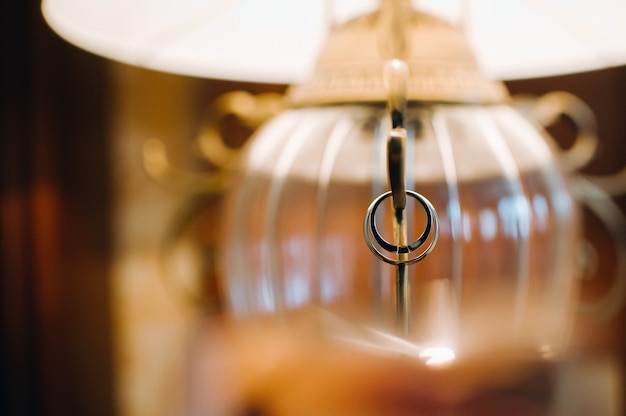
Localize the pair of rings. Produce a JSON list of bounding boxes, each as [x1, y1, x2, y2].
[[363, 190, 439, 265]]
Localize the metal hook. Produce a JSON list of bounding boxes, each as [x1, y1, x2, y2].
[[384, 59, 409, 214], [362, 59, 440, 335], [388, 128, 407, 213]]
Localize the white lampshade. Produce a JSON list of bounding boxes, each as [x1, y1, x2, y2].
[[42, 0, 626, 84]]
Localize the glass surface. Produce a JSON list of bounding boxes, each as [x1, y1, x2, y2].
[[219, 103, 581, 360]]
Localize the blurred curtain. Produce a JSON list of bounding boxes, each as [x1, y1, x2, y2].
[[1, 1, 114, 415]]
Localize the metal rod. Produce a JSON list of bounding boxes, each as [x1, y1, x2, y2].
[[394, 216, 410, 336], [388, 127, 409, 335]]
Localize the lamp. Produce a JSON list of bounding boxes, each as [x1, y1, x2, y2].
[[42, 0, 626, 414], [42, 0, 626, 83]]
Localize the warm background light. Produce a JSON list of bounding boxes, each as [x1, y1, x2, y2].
[[14, 1, 623, 416]]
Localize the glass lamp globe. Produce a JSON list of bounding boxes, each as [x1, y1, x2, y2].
[[218, 5, 582, 362]]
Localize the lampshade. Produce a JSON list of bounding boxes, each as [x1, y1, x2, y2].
[[42, 0, 626, 84]]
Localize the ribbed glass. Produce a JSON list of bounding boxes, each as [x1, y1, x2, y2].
[[219, 103, 581, 356]]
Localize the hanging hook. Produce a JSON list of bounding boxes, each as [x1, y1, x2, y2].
[[362, 58, 440, 335], [384, 59, 409, 214]]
